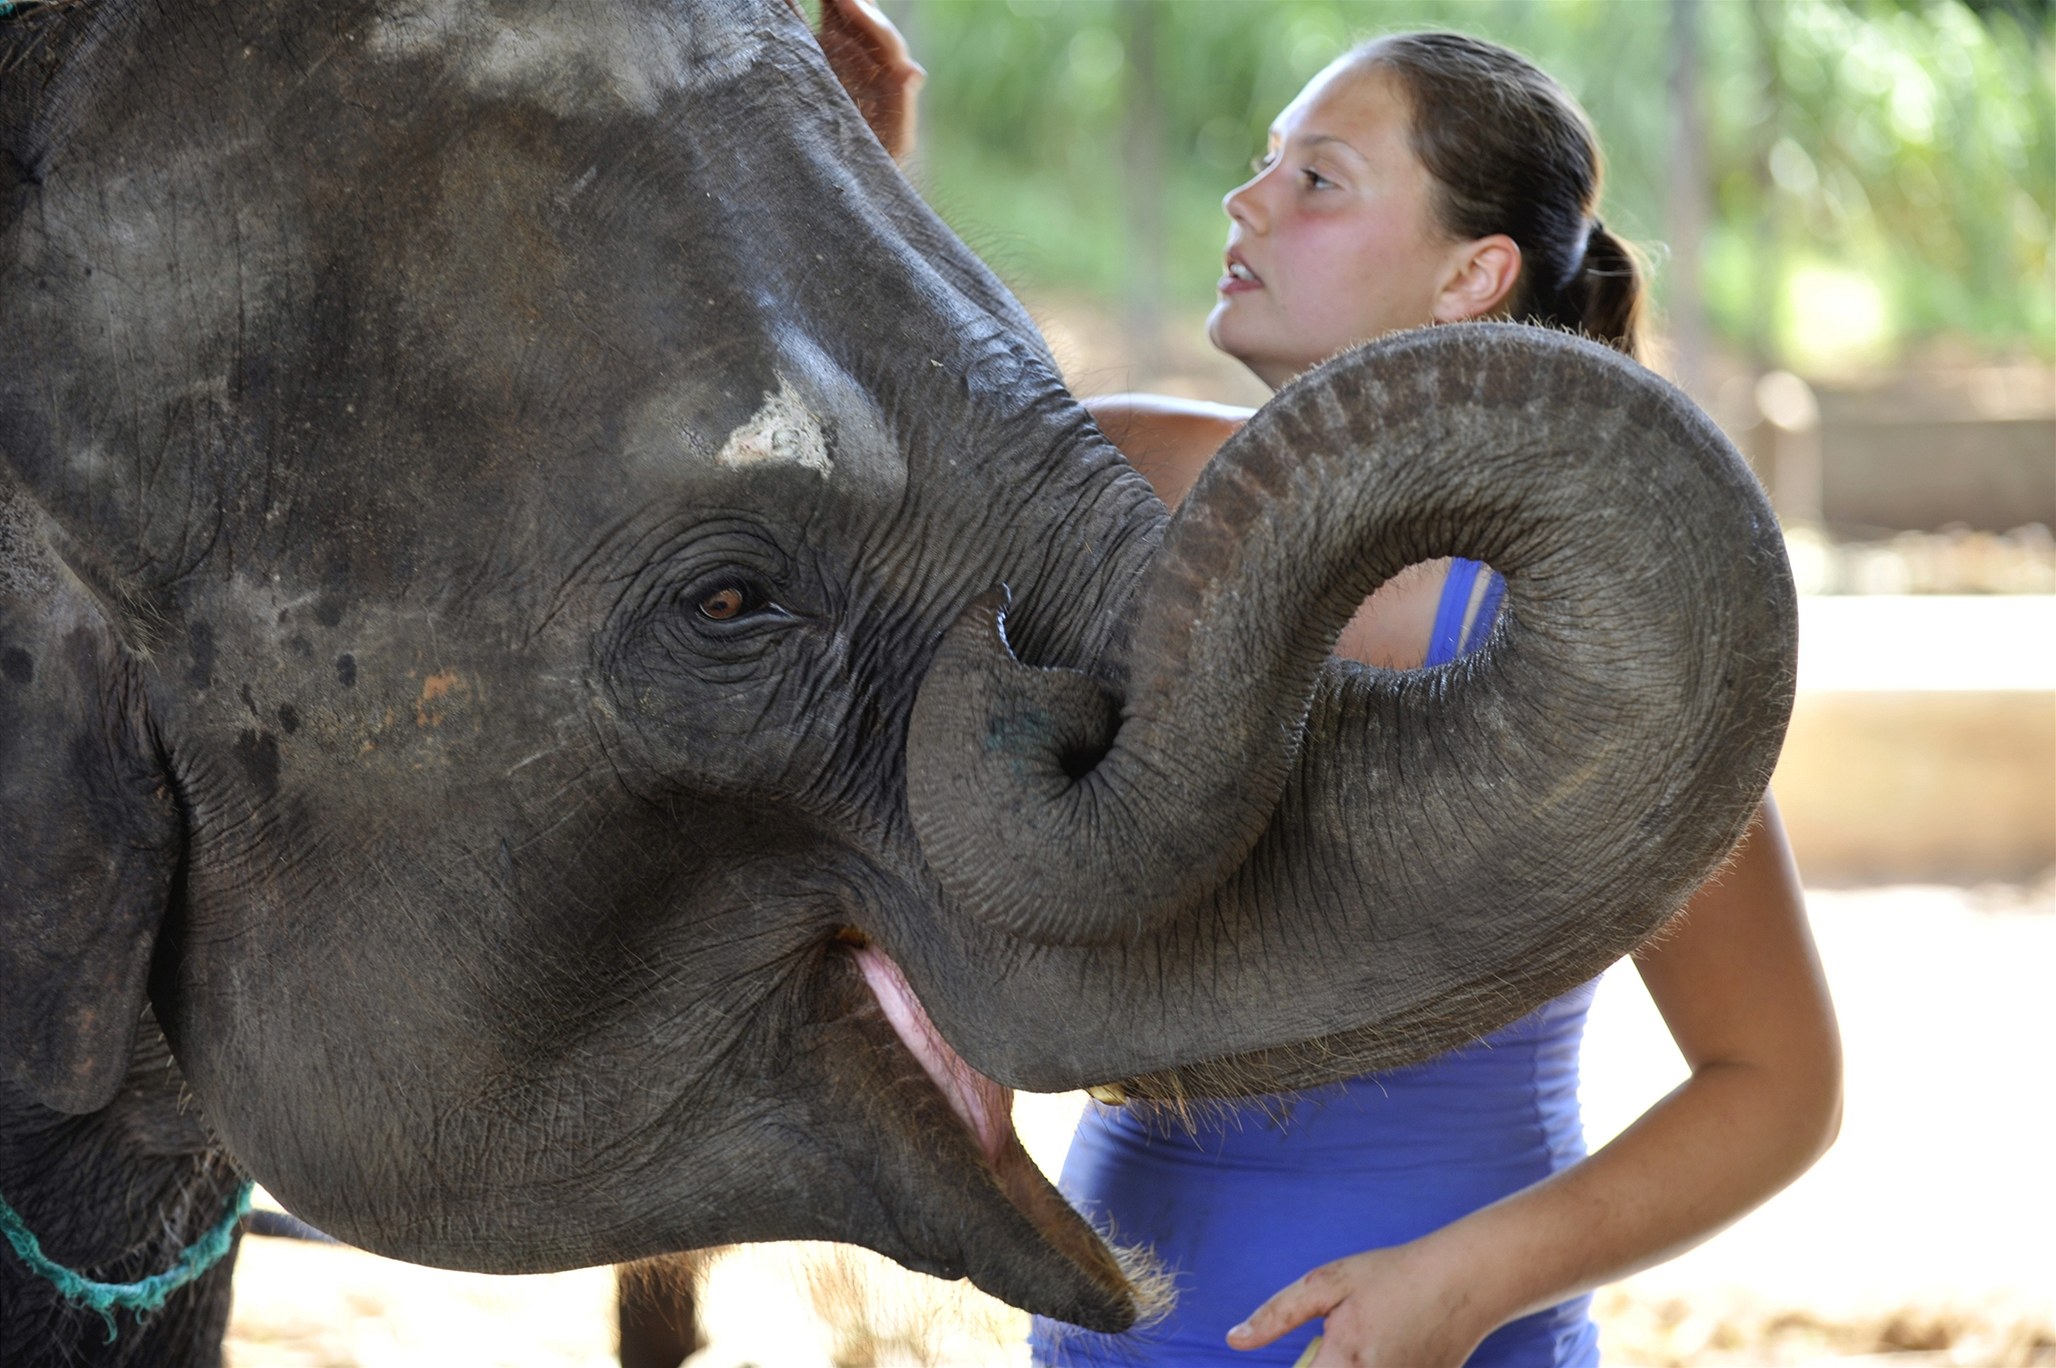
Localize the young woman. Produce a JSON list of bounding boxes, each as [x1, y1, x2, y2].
[[825, 10, 1841, 1366]]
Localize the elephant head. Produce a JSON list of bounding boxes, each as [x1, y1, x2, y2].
[[0, 0, 1794, 1333]]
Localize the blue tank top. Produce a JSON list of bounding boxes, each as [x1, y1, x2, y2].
[[1030, 559, 1600, 1368]]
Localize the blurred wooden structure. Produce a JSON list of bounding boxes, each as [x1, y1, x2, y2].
[[1774, 596, 2055, 885], [1729, 366, 2056, 537]]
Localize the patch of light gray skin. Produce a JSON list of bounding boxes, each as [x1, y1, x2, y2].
[[715, 378, 834, 478], [0, 485, 59, 604], [367, 0, 764, 117]]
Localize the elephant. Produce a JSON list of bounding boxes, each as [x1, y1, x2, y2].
[[0, 0, 1796, 1363]]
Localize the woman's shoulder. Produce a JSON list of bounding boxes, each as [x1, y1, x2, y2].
[[1086, 393, 1253, 508]]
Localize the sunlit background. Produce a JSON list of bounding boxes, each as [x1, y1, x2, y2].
[[227, 1, 2054, 1364]]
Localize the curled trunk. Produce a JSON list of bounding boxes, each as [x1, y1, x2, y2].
[[908, 326, 1796, 1035]]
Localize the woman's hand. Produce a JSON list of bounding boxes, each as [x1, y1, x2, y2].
[[1226, 1239, 1490, 1367], [813, 0, 925, 163]]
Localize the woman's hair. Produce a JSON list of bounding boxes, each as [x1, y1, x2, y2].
[[1356, 31, 1645, 359]]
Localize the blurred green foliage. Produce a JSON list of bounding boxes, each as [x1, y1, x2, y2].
[[887, 0, 2053, 370]]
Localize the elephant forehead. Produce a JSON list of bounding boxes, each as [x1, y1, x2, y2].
[[712, 377, 831, 476], [623, 364, 907, 498], [0, 489, 58, 603], [11, 145, 300, 423], [366, 0, 767, 118]]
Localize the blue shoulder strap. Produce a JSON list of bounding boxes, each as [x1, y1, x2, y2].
[[1426, 557, 1503, 667], [1426, 558, 1478, 667]]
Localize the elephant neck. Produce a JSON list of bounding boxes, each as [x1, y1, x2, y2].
[[1, 1015, 246, 1358]]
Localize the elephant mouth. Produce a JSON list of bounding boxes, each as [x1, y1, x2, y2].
[[851, 942, 1014, 1164], [834, 933, 1146, 1332]]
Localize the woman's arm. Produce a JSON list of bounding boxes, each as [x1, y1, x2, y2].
[[1085, 393, 1251, 508], [1228, 795, 1843, 1366]]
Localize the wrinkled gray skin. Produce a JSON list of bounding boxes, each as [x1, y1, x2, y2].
[[0, 0, 1797, 1360]]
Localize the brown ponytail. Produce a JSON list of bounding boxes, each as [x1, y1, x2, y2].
[[1560, 222, 1646, 358], [1357, 32, 1646, 360]]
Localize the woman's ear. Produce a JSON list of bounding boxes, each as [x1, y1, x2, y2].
[[1431, 235, 1522, 323]]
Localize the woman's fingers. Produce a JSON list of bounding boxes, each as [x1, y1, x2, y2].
[[817, 0, 927, 162], [823, 0, 918, 72], [1226, 1264, 1346, 1349]]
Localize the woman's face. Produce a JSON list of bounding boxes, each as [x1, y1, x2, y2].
[[1207, 59, 1472, 389]]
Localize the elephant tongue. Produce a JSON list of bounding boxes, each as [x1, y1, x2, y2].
[[854, 946, 1013, 1165]]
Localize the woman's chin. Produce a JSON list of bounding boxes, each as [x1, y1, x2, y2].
[[1202, 315, 1268, 388], [1205, 311, 1313, 391]]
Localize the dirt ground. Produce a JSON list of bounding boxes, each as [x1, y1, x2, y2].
[[222, 878, 2056, 1368]]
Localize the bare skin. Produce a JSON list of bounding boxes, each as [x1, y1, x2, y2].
[[1205, 61, 1521, 389], [802, 0, 925, 162], [843, 12, 1840, 1362]]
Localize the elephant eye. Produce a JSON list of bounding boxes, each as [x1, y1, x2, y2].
[[698, 584, 752, 621], [693, 578, 791, 626]]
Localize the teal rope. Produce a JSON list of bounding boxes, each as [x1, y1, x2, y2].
[[0, 1179, 254, 1342]]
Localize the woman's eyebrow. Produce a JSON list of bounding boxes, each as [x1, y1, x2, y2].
[[1289, 132, 1368, 163]]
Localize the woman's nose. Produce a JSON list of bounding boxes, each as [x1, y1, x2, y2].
[[1223, 173, 1266, 231]]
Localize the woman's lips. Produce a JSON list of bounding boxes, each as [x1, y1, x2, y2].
[[1218, 257, 1263, 294]]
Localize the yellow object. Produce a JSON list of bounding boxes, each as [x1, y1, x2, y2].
[[1291, 1337, 1324, 1367]]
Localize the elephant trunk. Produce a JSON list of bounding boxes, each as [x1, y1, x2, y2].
[[906, 324, 1795, 958]]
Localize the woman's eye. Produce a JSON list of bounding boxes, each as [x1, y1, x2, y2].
[[698, 585, 753, 621], [1301, 167, 1333, 190]]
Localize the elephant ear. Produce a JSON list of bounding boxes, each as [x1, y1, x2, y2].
[[0, 482, 181, 1114]]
